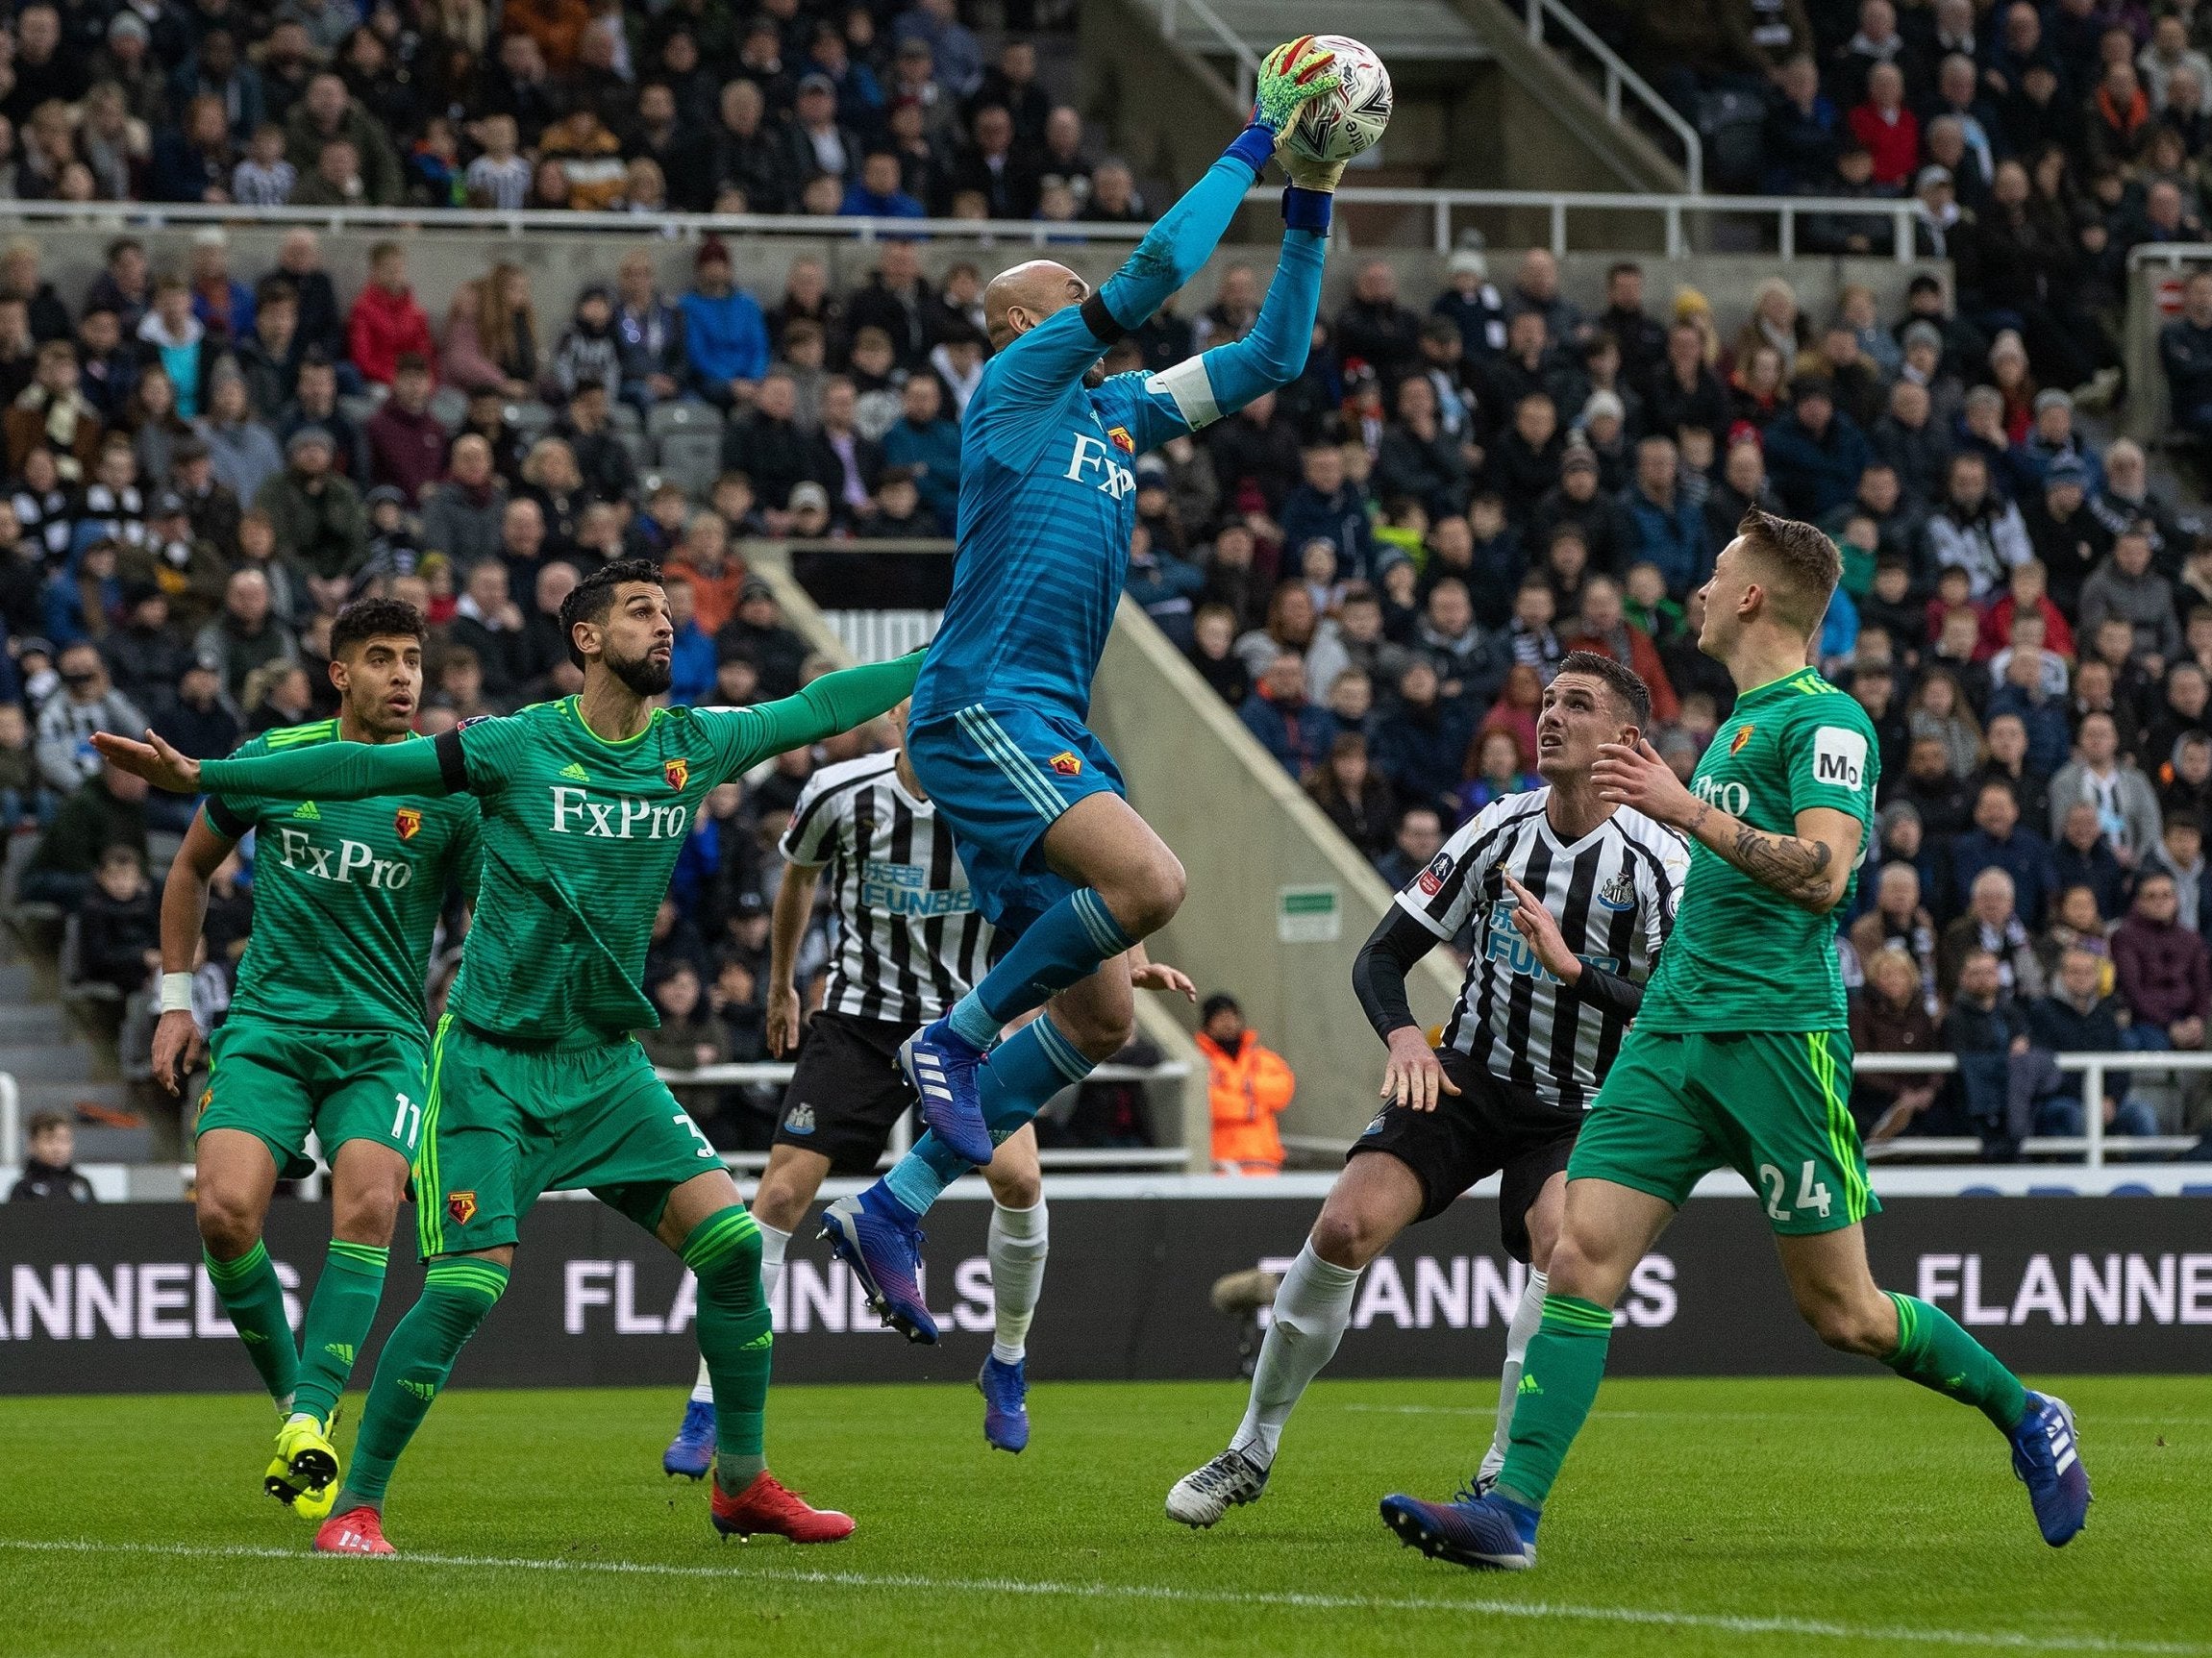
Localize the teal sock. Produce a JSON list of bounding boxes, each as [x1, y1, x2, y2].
[[950, 888, 1133, 1044], [336, 1258, 507, 1513], [291, 1241, 390, 1424], [203, 1241, 299, 1409], [683, 1206, 772, 1494], [883, 1016, 1094, 1213], [1496, 1295, 1615, 1510], [1882, 1292, 2029, 1430]]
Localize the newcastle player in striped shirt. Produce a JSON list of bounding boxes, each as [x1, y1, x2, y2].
[[662, 702, 1190, 1469], [1168, 654, 1687, 1528]]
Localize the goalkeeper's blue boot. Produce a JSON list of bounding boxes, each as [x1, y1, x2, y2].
[[2009, 1391, 2091, 1546], [1379, 1487, 1538, 1571], [663, 1398, 715, 1479], [821, 1186, 939, 1344], [899, 1018, 993, 1166], [979, 1355, 1030, 1453]]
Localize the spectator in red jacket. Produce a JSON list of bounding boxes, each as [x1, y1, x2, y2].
[[2112, 871, 2212, 1052], [345, 242, 435, 388], [1561, 575, 1680, 725], [1848, 62, 1919, 186]]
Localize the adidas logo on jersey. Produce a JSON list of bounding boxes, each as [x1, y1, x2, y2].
[[291, 802, 320, 820], [783, 1102, 816, 1135], [560, 762, 589, 781]]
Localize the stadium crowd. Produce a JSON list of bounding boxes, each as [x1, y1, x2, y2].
[[0, 0, 1138, 225]]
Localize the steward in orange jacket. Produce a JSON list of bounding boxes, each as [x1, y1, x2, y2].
[[1198, 994, 1296, 1175]]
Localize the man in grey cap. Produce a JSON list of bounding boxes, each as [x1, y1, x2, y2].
[[793, 71, 860, 186], [2018, 387, 2103, 495], [1912, 163, 1960, 257], [1434, 246, 1506, 359], [254, 425, 367, 587], [2018, 453, 2109, 614]]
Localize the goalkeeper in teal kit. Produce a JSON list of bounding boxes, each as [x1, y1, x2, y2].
[[820, 40, 1348, 1396]]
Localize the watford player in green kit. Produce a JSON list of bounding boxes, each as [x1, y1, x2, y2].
[[100, 561, 921, 1554], [1378, 511, 2092, 1571], [157, 598, 480, 1522]]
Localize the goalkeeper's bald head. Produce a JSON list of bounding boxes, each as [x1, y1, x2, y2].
[[984, 260, 1090, 349]]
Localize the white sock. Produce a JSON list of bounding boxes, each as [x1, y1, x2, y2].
[[987, 1198, 1049, 1365], [1479, 1268, 1546, 1485], [757, 1219, 791, 1302], [1230, 1242, 1359, 1468], [690, 1221, 792, 1404]]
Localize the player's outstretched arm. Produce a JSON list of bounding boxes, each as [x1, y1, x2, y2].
[[1001, 37, 1338, 395], [708, 650, 926, 776], [1150, 228, 1325, 433], [94, 725, 453, 802], [1592, 739, 1861, 913]]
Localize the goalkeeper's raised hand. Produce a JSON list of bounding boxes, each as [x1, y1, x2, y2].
[[1255, 37, 1348, 194], [1253, 36, 1340, 138]]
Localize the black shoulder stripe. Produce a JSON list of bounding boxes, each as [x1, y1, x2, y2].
[[202, 797, 250, 841], [785, 762, 890, 854], [1080, 291, 1126, 345], [434, 728, 471, 796]]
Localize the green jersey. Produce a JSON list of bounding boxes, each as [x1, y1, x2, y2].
[[206, 720, 483, 1037], [1637, 669, 1878, 1035], [196, 655, 924, 1047]]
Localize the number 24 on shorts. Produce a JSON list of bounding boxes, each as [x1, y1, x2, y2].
[[1760, 1160, 1831, 1221]]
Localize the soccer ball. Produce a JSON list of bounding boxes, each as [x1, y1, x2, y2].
[[1283, 37, 1393, 166]]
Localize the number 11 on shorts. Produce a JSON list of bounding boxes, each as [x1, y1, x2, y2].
[[390, 1091, 422, 1151], [1760, 1160, 1831, 1221]]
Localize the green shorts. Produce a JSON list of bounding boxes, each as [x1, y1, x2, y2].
[[196, 1021, 430, 1181], [1570, 1027, 1877, 1235], [412, 1015, 724, 1260]]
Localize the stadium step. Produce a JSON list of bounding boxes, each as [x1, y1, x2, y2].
[[0, 1042, 94, 1083], [0, 1002, 70, 1045], [1143, 0, 1491, 63]]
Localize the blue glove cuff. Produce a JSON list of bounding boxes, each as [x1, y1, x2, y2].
[[1225, 123, 1277, 178], [1282, 186, 1332, 233]]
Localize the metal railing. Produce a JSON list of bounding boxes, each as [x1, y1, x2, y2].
[[0, 1072, 16, 1168], [1852, 1052, 2208, 1169], [1150, 0, 1262, 111], [2127, 241, 2212, 271], [0, 186, 1926, 260], [653, 1058, 1193, 1174], [1525, 0, 1702, 193]]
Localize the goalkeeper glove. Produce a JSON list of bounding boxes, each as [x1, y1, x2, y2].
[[1252, 36, 1342, 137]]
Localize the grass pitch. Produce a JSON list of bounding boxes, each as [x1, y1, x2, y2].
[[2, 1375, 2206, 1657]]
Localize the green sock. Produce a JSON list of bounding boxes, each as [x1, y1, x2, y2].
[[1882, 1293, 2028, 1430], [291, 1241, 390, 1424], [683, 1206, 772, 1495], [1496, 1295, 1615, 1510], [335, 1258, 507, 1513], [203, 1241, 299, 1409]]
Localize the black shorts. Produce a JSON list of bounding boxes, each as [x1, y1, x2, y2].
[[1345, 1048, 1581, 1263], [772, 1010, 915, 1174]]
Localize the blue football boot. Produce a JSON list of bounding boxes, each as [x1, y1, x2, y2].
[[979, 1356, 1031, 1452], [1379, 1486, 1539, 1571], [2010, 1391, 2091, 1546], [821, 1186, 939, 1343], [662, 1398, 715, 1479], [898, 1018, 993, 1166]]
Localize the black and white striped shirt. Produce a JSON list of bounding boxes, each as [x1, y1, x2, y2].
[[1397, 788, 1689, 1112], [780, 751, 995, 1027]]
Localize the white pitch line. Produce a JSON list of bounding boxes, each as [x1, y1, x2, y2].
[[2, 1538, 2201, 1656]]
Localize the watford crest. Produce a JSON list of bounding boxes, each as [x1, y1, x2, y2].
[[447, 1191, 478, 1225], [393, 806, 422, 841], [664, 757, 689, 791], [1049, 751, 1082, 777], [1106, 425, 1134, 455], [1730, 725, 1754, 756]]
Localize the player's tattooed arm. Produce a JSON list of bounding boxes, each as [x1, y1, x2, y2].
[[1682, 800, 1862, 913], [1594, 738, 1859, 914]]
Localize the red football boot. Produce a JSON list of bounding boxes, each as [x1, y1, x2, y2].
[[709, 1472, 856, 1543], [313, 1506, 395, 1555]]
